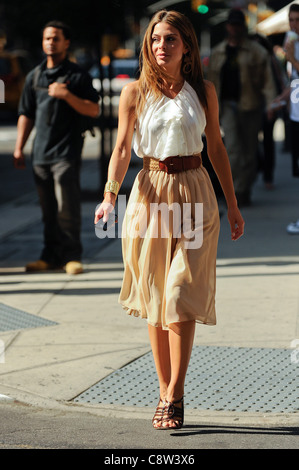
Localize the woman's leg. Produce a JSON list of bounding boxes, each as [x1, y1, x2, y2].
[[167, 320, 195, 401], [148, 324, 171, 428], [148, 320, 195, 428], [164, 320, 195, 428], [148, 324, 171, 400]]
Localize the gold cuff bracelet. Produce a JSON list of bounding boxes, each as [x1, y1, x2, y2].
[[104, 180, 120, 196]]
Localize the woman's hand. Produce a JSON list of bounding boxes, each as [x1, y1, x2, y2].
[[227, 205, 245, 241], [94, 194, 116, 225]]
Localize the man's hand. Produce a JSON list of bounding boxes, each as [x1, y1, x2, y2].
[[285, 41, 296, 63], [48, 83, 99, 117], [48, 82, 69, 100], [13, 149, 26, 169]]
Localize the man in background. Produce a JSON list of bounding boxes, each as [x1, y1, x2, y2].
[[208, 9, 276, 207], [285, 3, 299, 179], [14, 21, 99, 273], [276, 3, 299, 233]]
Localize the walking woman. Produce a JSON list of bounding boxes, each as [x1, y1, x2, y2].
[[95, 10, 244, 429]]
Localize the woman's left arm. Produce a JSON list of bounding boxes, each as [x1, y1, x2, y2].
[[203, 80, 245, 241]]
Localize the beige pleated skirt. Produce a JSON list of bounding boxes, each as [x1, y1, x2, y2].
[[118, 161, 220, 330]]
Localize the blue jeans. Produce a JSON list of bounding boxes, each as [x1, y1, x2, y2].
[[33, 160, 82, 266]]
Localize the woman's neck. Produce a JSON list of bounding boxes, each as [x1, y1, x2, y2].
[[161, 77, 184, 99], [163, 73, 184, 89]]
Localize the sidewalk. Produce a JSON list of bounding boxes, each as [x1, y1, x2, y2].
[[0, 123, 298, 429]]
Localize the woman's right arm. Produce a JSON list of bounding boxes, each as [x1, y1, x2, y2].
[[94, 81, 138, 224]]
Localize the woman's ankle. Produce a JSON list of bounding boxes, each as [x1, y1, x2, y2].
[[166, 386, 184, 403]]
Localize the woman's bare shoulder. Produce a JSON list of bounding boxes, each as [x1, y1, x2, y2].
[[203, 79, 216, 96], [203, 79, 218, 107], [120, 80, 139, 103]]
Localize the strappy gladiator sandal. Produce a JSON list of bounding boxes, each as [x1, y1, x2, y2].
[[152, 398, 166, 429], [162, 397, 184, 429]]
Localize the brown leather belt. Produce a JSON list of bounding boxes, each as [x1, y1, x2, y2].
[[143, 154, 202, 174]]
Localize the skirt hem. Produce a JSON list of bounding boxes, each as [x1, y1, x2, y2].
[[120, 302, 216, 329]]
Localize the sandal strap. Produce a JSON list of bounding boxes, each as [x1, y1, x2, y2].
[[162, 397, 184, 428], [152, 398, 166, 425]]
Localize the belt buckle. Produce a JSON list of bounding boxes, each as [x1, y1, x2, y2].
[[158, 160, 174, 173], [159, 161, 168, 172], [166, 156, 181, 174]]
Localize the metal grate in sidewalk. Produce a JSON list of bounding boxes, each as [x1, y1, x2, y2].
[[74, 345, 299, 413], [0, 303, 58, 332]]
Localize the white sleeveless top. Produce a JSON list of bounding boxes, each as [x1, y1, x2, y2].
[[133, 81, 206, 161]]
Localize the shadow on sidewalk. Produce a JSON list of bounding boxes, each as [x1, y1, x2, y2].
[[169, 423, 299, 438]]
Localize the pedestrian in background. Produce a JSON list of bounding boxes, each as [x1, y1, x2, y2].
[[251, 33, 288, 190], [285, 3, 299, 181], [208, 9, 276, 206], [95, 10, 244, 429], [14, 20, 99, 274], [273, 4, 299, 233]]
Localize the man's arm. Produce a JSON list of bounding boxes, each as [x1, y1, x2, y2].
[[285, 42, 299, 74], [13, 115, 34, 169], [262, 55, 277, 110], [48, 82, 99, 117]]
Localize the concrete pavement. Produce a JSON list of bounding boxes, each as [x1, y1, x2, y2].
[[0, 122, 299, 436]]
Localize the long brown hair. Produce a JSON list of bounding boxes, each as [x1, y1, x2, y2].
[[136, 10, 208, 115]]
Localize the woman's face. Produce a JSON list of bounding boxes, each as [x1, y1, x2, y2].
[[151, 21, 187, 72]]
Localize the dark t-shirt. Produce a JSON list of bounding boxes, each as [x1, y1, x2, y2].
[[18, 58, 99, 164], [220, 45, 241, 102]]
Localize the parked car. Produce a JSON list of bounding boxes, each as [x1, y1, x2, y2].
[[89, 57, 139, 119], [89, 58, 139, 94]]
